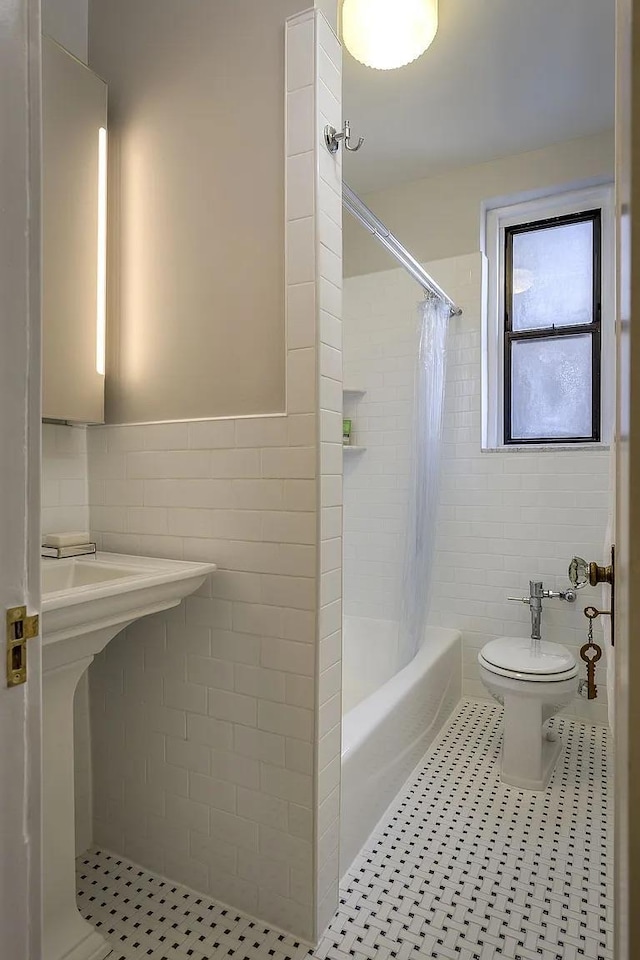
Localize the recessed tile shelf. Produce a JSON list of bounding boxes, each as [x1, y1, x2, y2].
[[343, 391, 365, 452]]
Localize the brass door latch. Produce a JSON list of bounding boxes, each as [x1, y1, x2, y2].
[[6, 605, 39, 687]]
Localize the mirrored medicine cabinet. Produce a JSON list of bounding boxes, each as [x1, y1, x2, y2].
[[42, 36, 107, 424]]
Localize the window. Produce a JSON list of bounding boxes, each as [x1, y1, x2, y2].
[[483, 186, 614, 449], [504, 210, 601, 444]]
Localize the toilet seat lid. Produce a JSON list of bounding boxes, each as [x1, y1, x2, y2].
[[479, 636, 577, 677]]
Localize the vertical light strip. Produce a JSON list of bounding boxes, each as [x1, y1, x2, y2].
[[96, 126, 108, 375]]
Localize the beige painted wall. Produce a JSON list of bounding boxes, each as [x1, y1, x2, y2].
[[89, 0, 308, 423], [43, 0, 88, 62], [344, 130, 615, 276]]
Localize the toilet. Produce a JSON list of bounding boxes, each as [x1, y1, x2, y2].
[[478, 636, 578, 790]]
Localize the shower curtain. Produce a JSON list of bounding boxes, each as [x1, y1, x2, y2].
[[398, 295, 450, 670]]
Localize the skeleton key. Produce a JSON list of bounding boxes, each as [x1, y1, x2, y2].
[[580, 606, 603, 700]]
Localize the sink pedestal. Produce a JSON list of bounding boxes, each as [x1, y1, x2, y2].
[[43, 628, 125, 960], [41, 553, 216, 960]]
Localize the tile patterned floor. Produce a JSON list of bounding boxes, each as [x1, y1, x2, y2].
[[77, 699, 612, 960]]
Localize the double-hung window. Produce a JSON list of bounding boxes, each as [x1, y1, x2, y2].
[[483, 186, 614, 449]]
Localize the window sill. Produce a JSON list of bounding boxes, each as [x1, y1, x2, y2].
[[482, 442, 611, 453]]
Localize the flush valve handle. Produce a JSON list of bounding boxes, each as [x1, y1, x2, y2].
[[507, 588, 576, 603]]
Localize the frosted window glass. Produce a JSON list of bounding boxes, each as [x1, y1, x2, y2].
[[512, 220, 593, 330], [511, 334, 593, 440]]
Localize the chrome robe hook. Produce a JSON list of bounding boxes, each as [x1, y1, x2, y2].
[[324, 120, 365, 154]]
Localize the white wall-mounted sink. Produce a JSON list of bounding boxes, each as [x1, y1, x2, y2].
[[41, 552, 216, 960], [42, 552, 216, 671], [42, 558, 136, 592]]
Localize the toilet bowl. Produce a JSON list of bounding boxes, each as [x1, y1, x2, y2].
[[478, 636, 578, 790]]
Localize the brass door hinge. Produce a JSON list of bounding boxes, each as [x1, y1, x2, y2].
[[6, 605, 39, 687]]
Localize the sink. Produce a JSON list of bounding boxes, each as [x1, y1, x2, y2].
[[42, 558, 137, 592], [40, 552, 216, 960], [41, 552, 216, 671]]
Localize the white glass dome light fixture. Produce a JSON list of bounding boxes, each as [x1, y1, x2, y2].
[[342, 0, 439, 71]]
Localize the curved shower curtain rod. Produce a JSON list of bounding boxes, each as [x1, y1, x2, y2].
[[342, 183, 463, 318]]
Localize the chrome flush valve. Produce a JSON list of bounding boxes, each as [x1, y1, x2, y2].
[[508, 582, 577, 605], [545, 587, 577, 603], [508, 580, 577, 647]]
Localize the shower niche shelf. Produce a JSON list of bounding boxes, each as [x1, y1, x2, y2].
[[343, 445, 366, 453], [343, 387, 366, 397]]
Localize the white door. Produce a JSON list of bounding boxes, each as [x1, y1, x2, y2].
[[0, 0, 42, 957], [614, 0, 640, 957]]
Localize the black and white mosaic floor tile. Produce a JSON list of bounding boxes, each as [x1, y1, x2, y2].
[[319, 701, 611, 960], [76, 849, 312, 960], [77, 699, 612, 960]]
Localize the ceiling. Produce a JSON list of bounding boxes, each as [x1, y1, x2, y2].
[[342, 0, 616, 195]]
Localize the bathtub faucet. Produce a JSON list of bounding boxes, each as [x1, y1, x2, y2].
[[508, 580, 577, 650]]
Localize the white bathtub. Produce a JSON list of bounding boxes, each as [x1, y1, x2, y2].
[[340, 617, 462, 877]]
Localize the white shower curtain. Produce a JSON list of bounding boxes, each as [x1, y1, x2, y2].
[[398, 295, 450, 670]]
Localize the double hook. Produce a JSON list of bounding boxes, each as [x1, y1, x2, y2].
[[324, 120, 365, 154]]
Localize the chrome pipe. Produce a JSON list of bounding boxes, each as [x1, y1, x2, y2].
[[342, 183, 463, 318]]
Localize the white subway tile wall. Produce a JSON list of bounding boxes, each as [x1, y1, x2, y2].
[[86, 10, 343, 943], [342, 271, 417, 623], [42, 422, 90, 535], [343, 255, 611, 725]]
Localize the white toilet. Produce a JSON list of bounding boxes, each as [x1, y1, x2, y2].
[[478, 636, 578, 790]]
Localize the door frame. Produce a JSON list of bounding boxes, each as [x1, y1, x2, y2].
[[0, 0, 43, 956], [2, 1, 639, 958]]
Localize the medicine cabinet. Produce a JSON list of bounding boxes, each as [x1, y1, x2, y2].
[[42, 36, 108, 423]]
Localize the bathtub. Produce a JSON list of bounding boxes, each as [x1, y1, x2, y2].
[[340, 617, 462, 877]]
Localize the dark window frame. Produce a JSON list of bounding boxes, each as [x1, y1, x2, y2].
[[503, 208, 602, 445]]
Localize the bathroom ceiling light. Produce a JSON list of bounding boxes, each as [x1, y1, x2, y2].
[[342, 0, 438, 71]]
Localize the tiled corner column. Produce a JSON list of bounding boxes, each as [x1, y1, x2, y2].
[[285, 7, 343, 937], [313, 11, 343, 938], [85, 8, 342, 944], [286, 8, 343, 936]]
